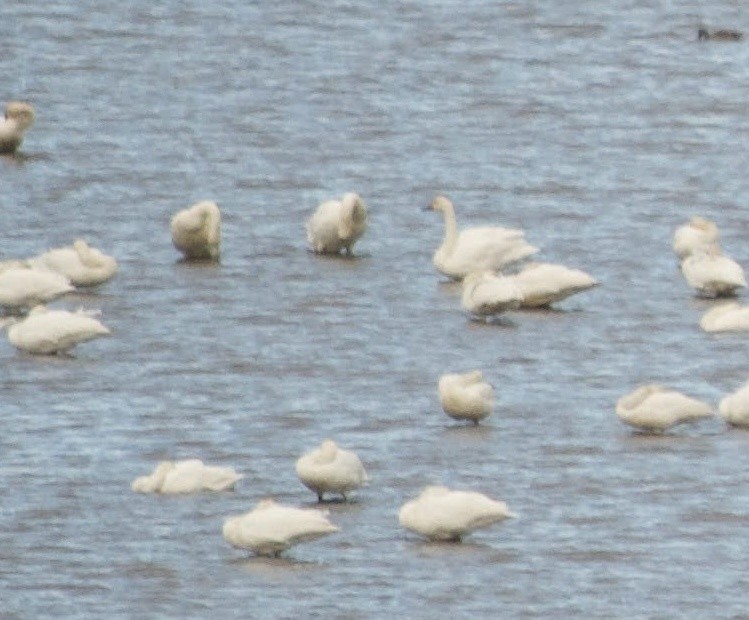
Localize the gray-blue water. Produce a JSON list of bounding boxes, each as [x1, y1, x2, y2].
[[3, 1, 749, 617]]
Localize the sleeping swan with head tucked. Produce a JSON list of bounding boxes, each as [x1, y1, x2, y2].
[[306, 193, 368, 255]]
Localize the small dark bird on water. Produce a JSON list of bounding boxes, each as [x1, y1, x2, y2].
[[698, 27, 744, 41]]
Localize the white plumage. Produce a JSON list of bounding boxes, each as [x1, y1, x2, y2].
[[461, 270, 523, 319], [615, 384, 713, 433], [29, 239, 118, 287], [718, 381, 749, 427], [222, 499, 339, 557], [0, 267, 74, 311], [672, 216, 719, 261], [438, 370, 494, 424], [425, 195, 537, 280], [170, 200, 221, 260], [306, 192, 368, 255], [398, 486, 516, 542], [4, 305, 110, 355], [680, 248, 746, 298], [131, 459, 243, 494], [295, 439, 368, 501], [0, 101, 35, 153], [508, 262, 598, 308], [699, 302, 749, 333]]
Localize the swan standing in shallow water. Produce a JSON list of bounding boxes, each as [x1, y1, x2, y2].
[[306, 193, 368, 255], [3, 305, 110, 355], [0, 102, 35, 154], [718, 381, 749, 427], [672, 216, 720, 261], [699, 302, 749, 333], [438, 370, 494, 425], [425, 195, 537, 280], [295, 439, 368, 502], [615, 384, 713, 433], [507, 262, 598, 308], [0, 267, 74, 311], [170, 200, 221, 260], [29, 239, 117, 287], [222, 499, 339, 557], [398, 486, 516, 542], [461, 270, 523, 319], [680, 247, 746, 298], [131, 459, 242, 494]]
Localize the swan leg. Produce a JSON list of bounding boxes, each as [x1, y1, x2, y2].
[[317, 492, 324, 502]]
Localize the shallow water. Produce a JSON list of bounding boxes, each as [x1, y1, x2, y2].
[[3, 0, 749, 617]]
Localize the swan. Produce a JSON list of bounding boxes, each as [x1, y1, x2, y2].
[[29, 239, 117, 287], [672, 216, 719, 261], [425, 195, 538, 280], [0, 101, 35, 154], [615, 384, 713, 433], [507, 262, 598, 308], [698, 27, 743, 41], [2, 305, 110, 355], [170, 200, 221, 260], [295, 439, 369, 502], [718, 381, 749, 427], [306, 193, 368, 255], [680, 247, 746, 298], [0, 266, 74, 310], [398, 486, 516, 542], [699, 302, 749, 333], [222, 499, 339, 557], [438, 370, 494, 424], [461, 270, 523, 319], [131, 459, 243, 494]]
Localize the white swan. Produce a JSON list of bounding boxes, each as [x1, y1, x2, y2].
[[425, 195, 538, 280], [0, 267, 74, 310], [438, 370, 494, 424], [131, 459, 243, 494], [718, 381, 749, 427], [615, 384, 713, 432], [170, 200, 221, 260], [306, 193, 368, 255], [680, 247, 746, 298], [508, 262, 598, 308], [3, 305, 110, 355], [672, 216, 720, 260], [461, 270, 523, 319], [295, 439, 369, 502], [29, 239, 117, 287], [398, 486, 516, 542], [699, 302, 749, 333], [222, 499, 339, 557], [0, 101, 35, 154]]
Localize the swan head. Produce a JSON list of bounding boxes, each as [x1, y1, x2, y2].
[[5, 102, 35, 131], [426, 195, 454, 214], [131, 461, 175, 493]]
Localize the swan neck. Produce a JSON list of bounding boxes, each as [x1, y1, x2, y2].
[[441, 203, 459, 250]]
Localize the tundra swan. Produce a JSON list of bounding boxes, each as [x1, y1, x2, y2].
[[0, 101, 35, 153], [699, 302, 749, 333], [29, 239, 117, 287], [3, 305, 109, 355], [508, 262, 598, 308], [425, 195, 537, 280], [170, 200, 221, 260], [398, 486, 516, 542], [222, 499, 339, 557], [306, 192, 368, 255], [680, 247, 746, 298], [438, 370, 494, 424], [718, 381, 749, 427], [615, 384, 713, 433], [0, 267, 74, 311], [131, 459, 242, 494], [295, 439, 368, 501], [461, 270, 523, 319], [672, 216, 719, 261]]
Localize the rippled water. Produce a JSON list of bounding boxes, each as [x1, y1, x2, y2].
[[3, 1, 749, 617]]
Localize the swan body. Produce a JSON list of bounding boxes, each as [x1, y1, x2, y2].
[[672, 216, 719, 260], [438, 370, 494, 424], [170, 200, 221, 260], [699, 302, 749, 333], [398, 486, 516, 542], [426, 195, 538, 280], [680, 248, 746, 297], [615, 384, 713, 432], [222, 499, 339, 557], [29, 239, 117, 287], [508, 262, 598, 308], [306, 193, 368, 255], [131, 459, 243, 494], [0, 267, 74, 310], [461, 270, 523, 318], [0, 102, 35, 153], [5, 305, 110, 355], [718, 381, 749, 427], [295, 439, 368, 501]]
